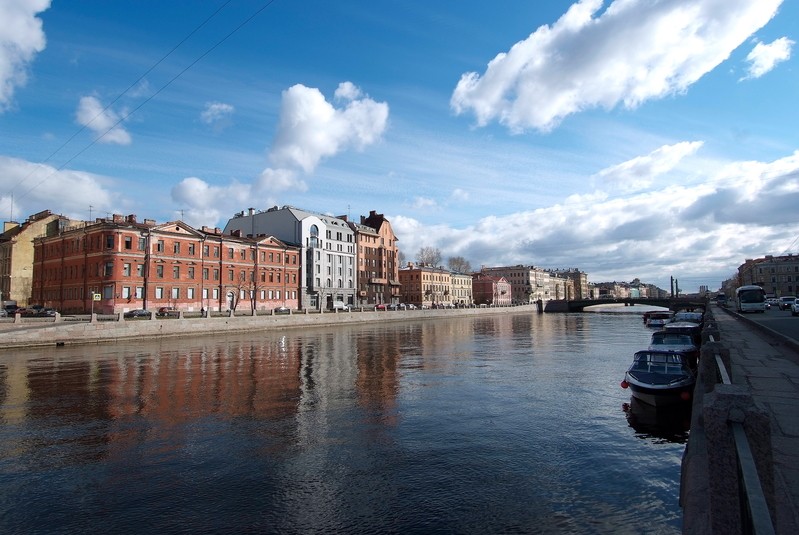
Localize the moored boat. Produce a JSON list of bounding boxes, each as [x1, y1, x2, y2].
[[621, 350, 696, 407], [643, 310, 674, 327], [648, 329, 699, 368]]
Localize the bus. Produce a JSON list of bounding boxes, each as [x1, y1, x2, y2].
[[735, 285, 766, 313]]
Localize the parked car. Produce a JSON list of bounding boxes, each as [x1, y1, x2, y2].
[[124, 309, 151, 319], [779, 296, 796, 310], [791, 299, 799, 316], [156, 306, 178, 317], [0, 309, 7, 318], [375, 304, 387, 311], [273, 306, 291, 315], [331, 302, 352, 311]]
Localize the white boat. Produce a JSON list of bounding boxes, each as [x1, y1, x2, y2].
[[643, 311, 674, 327]]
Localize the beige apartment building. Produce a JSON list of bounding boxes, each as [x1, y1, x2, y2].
[[450, 271, 473, 306], [1, 210, 77, 308], [739, 254, 799, 297], [480, 265, 563, 304], [399, 263, 452, 307]]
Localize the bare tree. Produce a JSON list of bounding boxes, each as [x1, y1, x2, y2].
[[447, 256, 472, 273], [417, 246, 442, 267], [398, 250, 406, 268]]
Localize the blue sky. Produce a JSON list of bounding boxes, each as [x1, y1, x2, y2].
[[1, 0, 797, 293]]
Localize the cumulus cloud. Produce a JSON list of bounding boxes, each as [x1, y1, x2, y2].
[[269, 82, 389, 173], [200, 101, 235, 125], [741, 37, 794, 80], [0, 0, 49, 112], [451, 0, 783, 132], [392, 149, 799, 290], [595, 141, 704, 191], [75, 95, 132, 145], [0, 155, 116, 219], [170, 176, 254, 228], [172, 82, 388, 224]]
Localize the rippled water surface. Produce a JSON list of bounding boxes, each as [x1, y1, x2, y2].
[[0, 309, 687, 533]]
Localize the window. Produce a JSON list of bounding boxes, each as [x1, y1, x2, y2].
[[213, 288, 219, 299], [104, 262, 114, 276], [106, 235, 114, 249], [156, 240, 164, 252], [173, 242, 181, 254], [188, 267, 194, 279], [203, 268, 209, 280], [213, 269, 219, 281], [203, 288, 209, 299], [137, 264, 144, 277], [124, 236, 132, 250], [156, 265, 164, 278], [138, 237, 146, 250], [123, 263, 131, 276], [228, 248, 234, 259], [213, 246, 219, 258], [135, 287, 143, 298], [228, 270, 234, 281], [203, 245, 210, 257], [173, 266, 180, 279], [155, 287, 164, 299], [171, 287, 179, 299], [188, 244, 195, 255], [122, 287, 131, 298], [188, 287, 195, 299]]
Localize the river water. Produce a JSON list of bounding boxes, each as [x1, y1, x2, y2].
[[0, 307, 688, 534]]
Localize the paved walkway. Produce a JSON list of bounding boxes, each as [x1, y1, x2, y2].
[[714, 306, 799, 533]]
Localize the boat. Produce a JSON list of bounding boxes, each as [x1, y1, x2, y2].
[[648, 329, 699, 368], [663, 321, 702, 349], [643, 310, 674, 327], [621, 350, 696, 407]]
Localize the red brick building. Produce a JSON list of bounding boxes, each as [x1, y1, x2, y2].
[[32, 214, 301, 314], [472, 273, 512, 306]]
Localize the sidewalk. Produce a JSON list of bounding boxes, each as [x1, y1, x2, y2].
[[714, 307, 799, 533]]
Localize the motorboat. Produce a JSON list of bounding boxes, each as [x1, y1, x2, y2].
[[643, 311, 674, 327], [672, 310, 703, 326], [648, 330, 699, 368], [663, 321, 702, 349], [621, 350, 696, 407]]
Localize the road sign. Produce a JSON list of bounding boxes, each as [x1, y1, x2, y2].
[[93, 293, 101, 301]]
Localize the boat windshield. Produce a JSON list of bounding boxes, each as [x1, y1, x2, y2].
[[650, 333, 694, 346]]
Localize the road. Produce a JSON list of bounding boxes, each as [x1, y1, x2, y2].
[[740, 305, 799, 344]]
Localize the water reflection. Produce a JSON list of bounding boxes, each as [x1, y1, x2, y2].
[[0, 313, 684, 534], [623, 397, 692, 443]]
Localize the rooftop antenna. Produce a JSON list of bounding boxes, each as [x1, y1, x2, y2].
[[89, 205, 93, 222]]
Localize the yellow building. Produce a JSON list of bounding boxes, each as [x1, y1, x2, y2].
[[1, 210, 76, 308]]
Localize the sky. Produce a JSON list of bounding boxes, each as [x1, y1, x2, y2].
[[1, 0, 797, 293]]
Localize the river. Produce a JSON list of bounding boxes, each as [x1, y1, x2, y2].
[[0, 306, 687, 534]]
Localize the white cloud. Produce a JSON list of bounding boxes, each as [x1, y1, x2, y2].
[[171, 82, 388, 225], [451, 188, 470, 202], [0, 155, 116, 219], [391, 149, 799, 291], [411, 196, 437, 210], [595, 141, 704, 191], [200, 101, 235, 125], [741, 37, 794, 80], [269, 82, 389, 173], [451, 0, 783, 132], [170, 176, 253, 228], [75, 95, 132, 145], [0, 0, 49, 112]]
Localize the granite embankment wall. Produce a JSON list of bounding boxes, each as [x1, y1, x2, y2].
[[0, 305, 539, 350]]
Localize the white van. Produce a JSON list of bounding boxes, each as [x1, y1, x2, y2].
[[332, 301, 351, 311]]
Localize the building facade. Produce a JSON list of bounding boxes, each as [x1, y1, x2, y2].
[[31, 214, 300, 314], [450, 271, 473, 306], [739, 254, 799, 297], [547, 268, 588, 299], [472, 273, 511, 306], [398, 263, 452, 307], [224, 206, 356, 310], [480, 265, 554, 304], [1, 210, 77, 308], [343, 210, 401, 306]]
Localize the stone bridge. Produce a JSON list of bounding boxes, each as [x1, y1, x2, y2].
[[544, 297, 707, 313]]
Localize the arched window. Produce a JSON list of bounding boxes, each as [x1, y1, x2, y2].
[[309, 225, 319, 248]]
